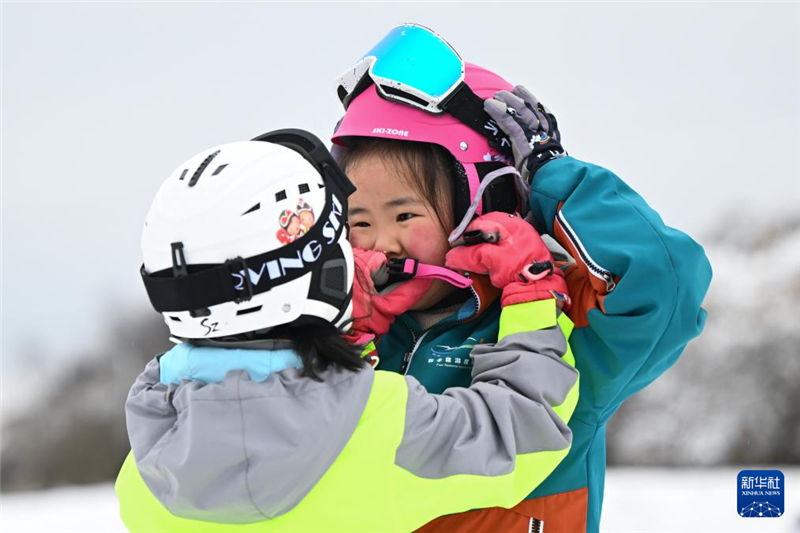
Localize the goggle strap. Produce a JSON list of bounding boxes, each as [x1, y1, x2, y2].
[[141, 180, 348, 313], [143, 130, 354, 314], [340, 74, 375, 111], [441, 83, 513, 156]]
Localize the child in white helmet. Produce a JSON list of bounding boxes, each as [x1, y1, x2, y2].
[[116, 128, 580, 532]]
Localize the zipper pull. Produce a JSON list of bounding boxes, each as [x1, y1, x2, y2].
[[603, 273, 616, 292]]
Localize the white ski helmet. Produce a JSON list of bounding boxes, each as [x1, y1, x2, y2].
[[140, 129, 356, 340]]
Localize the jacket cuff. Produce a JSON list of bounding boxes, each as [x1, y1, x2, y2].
[[498, 299, 558, 340]]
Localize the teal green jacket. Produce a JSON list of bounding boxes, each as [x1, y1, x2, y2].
[[377, 156, 713, 533]]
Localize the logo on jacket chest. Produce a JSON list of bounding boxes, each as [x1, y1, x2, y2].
[[425, 337, 481, 369]]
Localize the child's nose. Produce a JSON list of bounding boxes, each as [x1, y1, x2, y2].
[[374, 235, 403, 258]]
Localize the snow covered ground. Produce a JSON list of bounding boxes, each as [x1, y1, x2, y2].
[[603, 468, 800, 533], [1, 467, 799, 532]]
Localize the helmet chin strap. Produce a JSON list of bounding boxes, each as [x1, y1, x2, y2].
[[448, 166, 525, 245], [386, 258, 473, 289], [415, 262, 474, 289]]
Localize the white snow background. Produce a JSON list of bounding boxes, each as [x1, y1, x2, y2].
[[2, 468, 799, 533]]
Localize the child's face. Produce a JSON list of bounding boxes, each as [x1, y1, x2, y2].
[[347, 152, 455, 311]]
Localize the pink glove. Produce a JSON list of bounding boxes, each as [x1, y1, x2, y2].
[[445, 213, 570, 308], [348, 248, 434, 341]]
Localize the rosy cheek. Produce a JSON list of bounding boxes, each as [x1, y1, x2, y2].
[[403, 223, 449, 265], [348, 231, 371, 250]]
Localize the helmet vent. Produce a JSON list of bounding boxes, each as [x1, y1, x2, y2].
[[178, 169, 188, 181], [189, 307, 211, 318], [211, 164, 228, 176], [188, 150, 220, 187], [242, 203, 261, 215], [236, 305, 262, 316], [275, 190, 287, 202], [298, 183, 310, 194]]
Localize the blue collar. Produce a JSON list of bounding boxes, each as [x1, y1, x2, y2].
[[159, 343, 303, 385]]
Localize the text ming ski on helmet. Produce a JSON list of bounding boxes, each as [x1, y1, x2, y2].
[[231, 194, 344, 290]]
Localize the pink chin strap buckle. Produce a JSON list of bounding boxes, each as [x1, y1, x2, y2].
[[387, 258, 473, 289]]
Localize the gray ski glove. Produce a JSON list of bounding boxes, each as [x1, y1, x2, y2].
[[484, 86, 566, 184]]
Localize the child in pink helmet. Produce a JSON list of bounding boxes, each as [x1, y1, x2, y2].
[[332, 26, 711, 533]]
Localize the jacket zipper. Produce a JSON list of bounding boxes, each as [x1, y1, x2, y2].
[[555, 210, 616, 292], [400, 330, 428, 375], [399, 328, 417, 374], [399, 276, 481, 376]]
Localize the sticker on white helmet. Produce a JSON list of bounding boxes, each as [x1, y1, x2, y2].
[[277, 198, 317, 245]]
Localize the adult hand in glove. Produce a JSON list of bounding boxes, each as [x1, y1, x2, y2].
[[348, 248, 433, 341], [445, 212, 570, 309], [484, 85, 566, 184]]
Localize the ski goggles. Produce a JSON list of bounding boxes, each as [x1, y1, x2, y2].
[[336, 24, 465, 114], [335, 24, 513, 157]]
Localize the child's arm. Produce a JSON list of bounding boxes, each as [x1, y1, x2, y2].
[[529, 156, 711, 417], [394, 298, 579, 511], [380, 212, 578, 508], [485, 86, 712, 419]]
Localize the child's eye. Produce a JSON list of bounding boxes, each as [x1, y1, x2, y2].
[[351, 221, 370, 228], [397, 213, 416, 222]]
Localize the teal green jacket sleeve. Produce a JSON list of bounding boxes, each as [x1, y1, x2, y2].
[[528, 156, 712, 422]]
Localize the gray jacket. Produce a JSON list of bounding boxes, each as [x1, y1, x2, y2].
[[123, 315, 578, 526]]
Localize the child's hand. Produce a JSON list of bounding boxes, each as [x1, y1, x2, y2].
[[445, 212, 570, 308], [350, 248, 433, 338], [483, 85, 566, 184]]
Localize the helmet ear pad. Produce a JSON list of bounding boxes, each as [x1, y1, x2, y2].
[[308, 245, 350, 308], [452, 160, 522, 225], [302, 239, 354, 329]]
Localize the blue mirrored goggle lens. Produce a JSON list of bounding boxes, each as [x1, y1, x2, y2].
[[360, 25, 462, 98]]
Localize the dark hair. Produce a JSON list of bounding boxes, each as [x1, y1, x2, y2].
[[202, 317, 367, 382], [268, 318, 366, 381], [335, 137, 457, 232]]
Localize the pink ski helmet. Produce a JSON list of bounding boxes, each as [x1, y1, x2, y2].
[[332, 63, 526, 235]]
